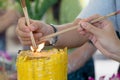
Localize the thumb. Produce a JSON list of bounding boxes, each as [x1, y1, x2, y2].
[[80, 21, 101, 36], [29, 23, 39, 32]]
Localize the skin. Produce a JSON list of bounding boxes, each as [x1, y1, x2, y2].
[[0, 9, 20, 80], [0, 10, 20, 33], [78, 15, 120, 62], [16, 17, 94, 74], [68, 42, 96, 73], [16, 18, 88, 48], [16, 14, 120, 74]]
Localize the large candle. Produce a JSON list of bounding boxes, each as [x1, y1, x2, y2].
[[16, 48, 68, 80]]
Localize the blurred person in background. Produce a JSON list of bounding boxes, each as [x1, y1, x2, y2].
[[0, 8, 20, 80], [0, 0, 20, 51], [0, 10, 20, 49], [0, 0, 21, 80]]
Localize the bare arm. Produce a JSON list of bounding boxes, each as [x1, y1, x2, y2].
[[16, 18, 88, 48], [68, 42, 96, 73], [0, 10, 20, 33], [53, 22, 88, 48]]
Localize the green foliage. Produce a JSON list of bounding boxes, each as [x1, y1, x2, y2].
[[46, 0, 82, 24], [14, 2, 23, 13], [60, 0, 82, 23], [45, 9, 59, 24], [0, 0, 9, 9], [16, 0, 58, 20], [45, 0, 82, 52], [35, 0, 58, 20]]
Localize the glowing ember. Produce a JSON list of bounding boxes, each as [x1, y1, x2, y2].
[[31, 42, 45, 52]]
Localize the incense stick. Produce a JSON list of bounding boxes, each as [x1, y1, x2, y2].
[[20, 0, 37, 49], [40, 10, 120, 41]]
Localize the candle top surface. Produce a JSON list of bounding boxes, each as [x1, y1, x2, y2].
[[18, 48, 67, 58]]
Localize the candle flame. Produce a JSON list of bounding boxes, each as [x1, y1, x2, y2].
[[31, 42, 45, 52], [30, 46, 35, 52], [36, 42, 45, 52]]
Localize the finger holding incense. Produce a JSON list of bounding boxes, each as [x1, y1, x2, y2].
[[20, 0, 37, 49], [78, 16, 120, 62], [78, 21, 101, 37], [78, 15, 116, 38], [17, 18, 30, 32], [16, 25, 38, 42]]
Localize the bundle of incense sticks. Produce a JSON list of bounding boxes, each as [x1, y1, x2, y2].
[[40, 10, 120, 41]]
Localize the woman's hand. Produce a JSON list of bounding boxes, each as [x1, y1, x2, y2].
[[78, 15, 120, 61], [16, 17, 54, 45]]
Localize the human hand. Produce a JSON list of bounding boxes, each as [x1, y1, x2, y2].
[[16, 17, 54, 45], [78, 15, 120, 61], [0, 10, 21, 32]]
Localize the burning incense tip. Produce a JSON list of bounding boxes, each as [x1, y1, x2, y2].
[[20, 0, 26, 8]]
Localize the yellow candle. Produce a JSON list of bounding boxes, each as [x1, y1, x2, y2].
[[16, 48, 68, 80]]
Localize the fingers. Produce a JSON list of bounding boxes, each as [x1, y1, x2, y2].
[[19, 39, 40, 46], [83, 14, 101, 22], [73, 18, 81, 25], [79, 21, 102, 36], [18, 18, 39, 32], [19, 33, 42, 41], [33, 33, 43, 41], [16, 26, 30, 38], [18, 36, 40, 46], [19, 39, 32, 46], [16, 17, 43, 46], [78, 14, 102, 34], [18, 17, 31, 32], [78, 24, 87, 35], [16, 27, 42, 44]]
